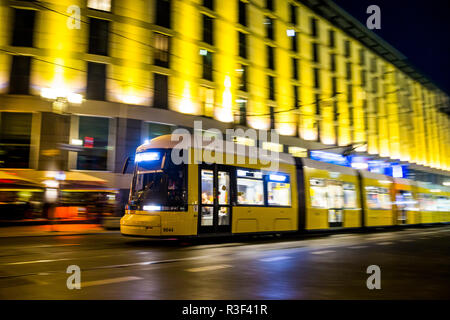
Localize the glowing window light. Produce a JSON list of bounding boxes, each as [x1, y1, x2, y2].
[[44, 180, 59, 188], [143, 205, 161, 211], [199, 49, 208, 56], [67, 93, 83, 104], [288, 146, 307, 158], [269, 174, 287, 182], [286, 29, 296, 37], [262, 141, 283, 153], [71, 138, 83, 146], [443, 181, 450, 187], [135, 152, 160, 162], [233, 136, 255, 147], [351, 162, 369, 170]]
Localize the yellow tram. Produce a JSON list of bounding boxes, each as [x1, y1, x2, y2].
[[120, 135, 450, 238]]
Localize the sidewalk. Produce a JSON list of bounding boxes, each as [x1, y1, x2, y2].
[[0, 224, 118, 238]]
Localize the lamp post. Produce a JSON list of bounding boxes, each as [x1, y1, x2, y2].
[[40, 87, 83, 226]]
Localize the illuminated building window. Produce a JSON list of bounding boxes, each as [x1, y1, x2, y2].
[[203, 0, 214, 10], [9, 55, 31, 95], [346, 62, 352, 80], [155, 0, 171, 29], [153, 73, 169, 109], [292, 58, 298, 80], [329, 29, 335, 48], [88, 18, 109, 56], [0, 112, 32, 168], [291, 33, 298, 52], [269, 106, 275, 129], [86, 62, 106, 101], [236, 98, 247, 126], [238, 0, 247, 26], [313, 68, 320, 89], [347, 84, 353, 103], [268, 76, 275, 101], [77, 116, 109, 171], [267, 45, 275, 70], [344, 40, 351, 58], [370, 58, 377, 73], [312, 42, 319, 63], [236, 64, 247, 92], [87, 0, 112, 12], [202, 51, 213, 81], [330, 53, 336, 72], [359, 48, 366, 66], [293, 85, 300, 108], [265, 0, 274, 11], [147, 122, 176, 141], [238, 32, 247, 59], [265, 17, 274, 40], [290, 4, 297, 25], [361, 70, 367, 87], [199, 86, 214, 117], [202, 15, 214, 45], [11, 9, 36, 47], [153, 33, 170, 68], [332, 77, 338, 97], [310, 17, 318, 38]]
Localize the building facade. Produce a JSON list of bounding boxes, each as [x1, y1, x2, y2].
[[1, 0, 449, 200]]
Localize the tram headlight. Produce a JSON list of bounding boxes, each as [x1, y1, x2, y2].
[[143, 205, 162, 211]]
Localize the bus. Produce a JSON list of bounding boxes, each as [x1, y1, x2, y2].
[[120, 134, 450, 238]]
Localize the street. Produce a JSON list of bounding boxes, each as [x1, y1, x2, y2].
[[0, 226, 449, 299]]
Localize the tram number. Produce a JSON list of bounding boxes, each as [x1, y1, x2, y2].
[[226, 305, 268, 315], [163, 227, 174, 232]]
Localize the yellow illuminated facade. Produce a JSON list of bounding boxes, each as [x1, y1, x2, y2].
[[0, 0, 449, 184]]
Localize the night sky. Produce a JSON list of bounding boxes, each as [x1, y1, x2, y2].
[[331, 0, 450, 95]]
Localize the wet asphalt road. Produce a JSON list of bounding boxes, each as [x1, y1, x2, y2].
[[0, 226, 449, 300]]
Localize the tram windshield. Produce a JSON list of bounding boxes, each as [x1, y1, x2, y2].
[[129, 150, 187, 211]]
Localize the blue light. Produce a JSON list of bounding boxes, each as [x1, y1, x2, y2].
[[135, 152, 160, 163], [310, 151, 349, 166]]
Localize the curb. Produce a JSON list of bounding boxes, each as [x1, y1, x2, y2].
[[0, 230, 120, 238]]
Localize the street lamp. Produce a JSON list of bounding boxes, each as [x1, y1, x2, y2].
[[40, 87, 83, 114]]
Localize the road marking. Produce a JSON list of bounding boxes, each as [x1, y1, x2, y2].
[[30, 244, 80, 248], [311, 250, 335, 255], [82, 276, 143, 288], [3, 258, 69, 265], [377, 242, 393, 245], [349, 245, 368, 249], [260, 256, 291, 262], [186, 264, 232, 272]]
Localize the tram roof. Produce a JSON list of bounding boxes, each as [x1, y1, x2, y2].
[[137, 134, 296, 165]]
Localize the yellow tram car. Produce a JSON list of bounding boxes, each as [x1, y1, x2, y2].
[[120, 135, 450, 238]]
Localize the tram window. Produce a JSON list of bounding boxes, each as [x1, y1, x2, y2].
[[310, 178, 327, 209], [237, 177, 264, 205], [418, 194, 436, 211], [343, 183, 357, 209], [268, 182, 291, 206], [366, 186, 391, 210], [379, 188, 391, 210], [396, 191, 416, 211], [201, 170, 214, 204], [327, 181, 344, 209]]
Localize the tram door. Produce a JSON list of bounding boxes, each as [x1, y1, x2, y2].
[[327, 180, 344, 228], [199, 165, 232, 234]]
